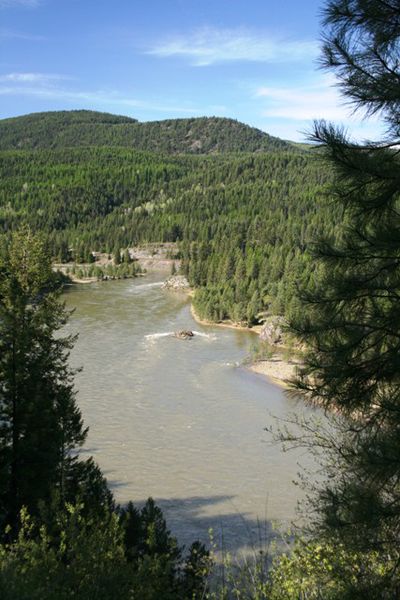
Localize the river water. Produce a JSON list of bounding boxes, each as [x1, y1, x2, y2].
[[64, 272, 312, 554]]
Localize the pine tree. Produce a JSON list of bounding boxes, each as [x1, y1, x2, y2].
[[122, 249, 132, 264], [290, 0, 400, 591], [0, 229, 87, 533], [113, 246, 121, 265]]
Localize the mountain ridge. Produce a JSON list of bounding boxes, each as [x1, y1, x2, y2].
[[0, 109, 292, 154]]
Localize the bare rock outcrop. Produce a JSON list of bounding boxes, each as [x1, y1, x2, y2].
[[162, 275, 190, 290], [259, 316, 287, 345]]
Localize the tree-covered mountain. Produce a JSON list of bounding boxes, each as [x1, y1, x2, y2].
[[0, 109, 336, 325], [0, 139, 335, 325], [0, 110, 291, 153]]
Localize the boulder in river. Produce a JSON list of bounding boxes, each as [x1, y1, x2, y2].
[[174, 330, 194, 340]]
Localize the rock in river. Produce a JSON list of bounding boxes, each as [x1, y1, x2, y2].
[[173, 330, 194, 340]]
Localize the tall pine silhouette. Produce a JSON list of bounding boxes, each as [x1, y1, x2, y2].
[[0, 229, 87, 533], [290, 0, 400, 594]]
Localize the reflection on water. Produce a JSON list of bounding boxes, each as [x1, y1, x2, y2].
[[64, 273, 311, 552]]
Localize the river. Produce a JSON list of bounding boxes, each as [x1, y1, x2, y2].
[[64, 272, 313, 554]]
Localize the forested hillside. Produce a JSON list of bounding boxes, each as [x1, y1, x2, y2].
[[0, 110, 290, 153], [0, 110, 335, 325]]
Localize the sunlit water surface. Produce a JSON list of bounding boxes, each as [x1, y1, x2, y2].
[[64, 273, 315, 553]]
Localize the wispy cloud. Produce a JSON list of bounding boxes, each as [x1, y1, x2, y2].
[[148, 27, 318, 67], [0, 84, 141, 106], [255, 73, 383, 141], [256, 75, 354, 122], [0, 0, 40, 7], [0, 79, 210, 115], [0, 72, 69, 83]]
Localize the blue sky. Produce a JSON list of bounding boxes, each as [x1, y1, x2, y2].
[[0, 0, 383, 141]]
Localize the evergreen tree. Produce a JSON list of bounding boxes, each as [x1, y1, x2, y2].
[[113, 246, 121, 265], [290, 0, 400, 593], [122, 248, 131, 264], [0, 229, 87, 533]]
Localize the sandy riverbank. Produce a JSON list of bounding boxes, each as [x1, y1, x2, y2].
[[189, 304, 301, 388], [190, 304, 262, 334], [248, 358, 300, 389]]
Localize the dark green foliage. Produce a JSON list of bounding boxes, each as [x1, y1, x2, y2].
[[0, 141, 335, 324], [119, 500, 143, 561], [122, 248, 132, 263], [0, 230, 88, 533], [320, 0, 400, 126], [120, 498, 180, 562], [181, 541, 212, 599], [65, 457, 115, 517], [113, 245, 121, 265], [0, 500, 211, 600], [139, 498, 180, 560], [181, 152, 334, 324], [0, 146, 184, 235], [0, 110, 289, 153], [288, 0, 400, 596]]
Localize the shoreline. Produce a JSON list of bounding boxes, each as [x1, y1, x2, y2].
[[248, 358, 300, 389], [189, 304, 299, 388], [190, 304, 261, 334]]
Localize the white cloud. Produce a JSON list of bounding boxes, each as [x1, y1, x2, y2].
[[148, 27, 318, 66], [0, 85, 141, 106], [0, 72, 68, 83], [255, 74, 384, 141], [0, 0, 40, 8], [256, 74, 357, 121]]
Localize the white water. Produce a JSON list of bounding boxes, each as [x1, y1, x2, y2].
[[145, 330, 216, 341]]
